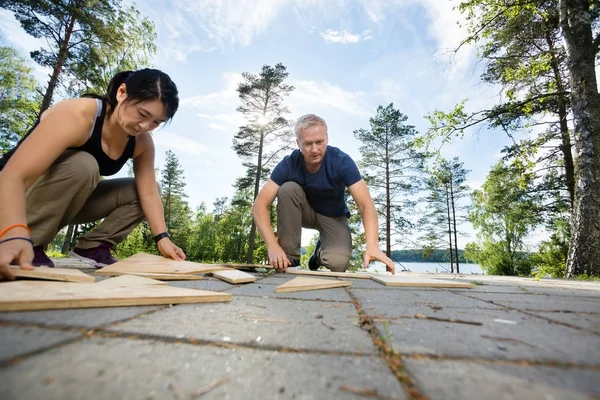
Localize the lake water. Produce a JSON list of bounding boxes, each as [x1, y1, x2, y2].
[[369, 261, 485, 275]]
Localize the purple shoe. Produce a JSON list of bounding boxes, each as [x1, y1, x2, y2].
[[33, 246, 55, 268], [69, 243, 118, 269]]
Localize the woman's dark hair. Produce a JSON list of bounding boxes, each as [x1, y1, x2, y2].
[[101, 68, 179, 122]]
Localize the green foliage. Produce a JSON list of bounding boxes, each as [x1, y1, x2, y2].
[[418, 157, 470, 272], [300, 233, 318, 270], [0, 0, 128, 110], [65, 5, 157, 96], [232, 63, 294, 262], [467, 161, 541, 276], [0, 43, 40, 152], [390, 249, 470, 263], [531, 216, 569, 278], [354, 103, 425, 252]]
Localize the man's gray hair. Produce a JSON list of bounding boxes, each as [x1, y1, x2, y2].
[[294, 114, 328, 137]]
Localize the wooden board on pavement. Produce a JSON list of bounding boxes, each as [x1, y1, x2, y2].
[[285, 269, 372, 279], [7, 266, 94, 283], [211, 269, 256, 284], [96, 275, 168, 286], [0, 281, 231, 312], [370, 275, 475, 288], [96, 253, 229, 276], [275, 277, 351, 293]]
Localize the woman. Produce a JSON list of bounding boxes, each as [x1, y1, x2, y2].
[[0, 68, 186, 280]]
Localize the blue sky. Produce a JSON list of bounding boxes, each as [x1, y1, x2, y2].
[[0, 0, 523, 248]]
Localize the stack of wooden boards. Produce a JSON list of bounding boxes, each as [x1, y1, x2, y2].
[[0, 253, 265, 312]]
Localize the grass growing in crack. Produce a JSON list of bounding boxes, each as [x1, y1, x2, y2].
[[379, 320, 393, 348], [471, 280, 484, 285]]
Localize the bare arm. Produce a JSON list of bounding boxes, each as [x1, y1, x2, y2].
[[252, 179, 290, 270], [0, 98, 95, 279], [348, 179, 395, 274], [132, 133, 185, 260]]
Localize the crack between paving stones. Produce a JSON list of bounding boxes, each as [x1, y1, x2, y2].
[[399, 353, 600, 370], [84, 329, 379, 358], [453, 292, 600, 337], [0, 333, 89, 368], [345, 287, 430, 400], [0, 319, 379, 361]]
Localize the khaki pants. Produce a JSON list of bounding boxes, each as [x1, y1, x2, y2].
[[276, 181, 352, 272], [25, 150, 145, 248]]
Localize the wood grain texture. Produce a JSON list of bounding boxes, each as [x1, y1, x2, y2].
[[95, 271, 205, 280], [95, 275, 168, 285], [285, 269, 373, 279], [211, 269, 256, 284], [95, 253, 229, 276], [8, 266, 94, 283], [370, 275, 475, 288], [275, 277, 352, 293], [0, 281, 231, 311]]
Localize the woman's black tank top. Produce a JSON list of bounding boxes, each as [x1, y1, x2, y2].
[[0, 98, 136, 177]]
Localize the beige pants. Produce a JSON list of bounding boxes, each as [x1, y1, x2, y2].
[[25, 150, 144, 248], [276, 181, 352, 272]]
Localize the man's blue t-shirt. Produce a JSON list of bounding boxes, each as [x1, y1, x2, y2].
[[270, 146, 362, 218]]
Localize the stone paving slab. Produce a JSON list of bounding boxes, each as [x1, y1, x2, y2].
[[106, 296, 376, 354], [372, 307, 600, 365], [0, 306, 163, 329], [404, 359, 600, 400], [0, 337, 407, 400], [0, 325, 82, 363], [465, 292, 600, 312], [351, 288, 505, 312], [226, 280, 353, 302], [527, 310, 600, 334]]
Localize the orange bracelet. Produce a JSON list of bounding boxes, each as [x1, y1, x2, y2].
[[0, 224, 31, 239]]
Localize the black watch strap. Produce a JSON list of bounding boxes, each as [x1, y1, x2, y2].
[[153, 232, 170, 243]]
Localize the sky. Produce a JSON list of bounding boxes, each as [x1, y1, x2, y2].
[[0, 0, 526, 249]]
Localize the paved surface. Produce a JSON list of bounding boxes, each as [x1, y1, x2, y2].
[[1, 258, 599, 400]]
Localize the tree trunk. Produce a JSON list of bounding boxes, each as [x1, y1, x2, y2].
[[40, 13, 76, 114], [445, 183, 454, 273], [449, 177, 460, 274], [61, 224, 75, 254], [246, 129, 265, 263], [560, 0, 600, 277], [546, 30, 575, 206], [385, 129, 391, 257]]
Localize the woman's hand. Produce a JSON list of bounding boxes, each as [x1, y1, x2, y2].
[[157, 238, 186, 261], [0, 237, 35, 280]]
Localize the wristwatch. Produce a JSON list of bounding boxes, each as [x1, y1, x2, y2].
[[153, 232, 171, 243]]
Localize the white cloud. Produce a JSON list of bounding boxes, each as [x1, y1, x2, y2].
[[153, 131, 210, 155], [290, 80, 373, 117], [320, 28, 372, 44]]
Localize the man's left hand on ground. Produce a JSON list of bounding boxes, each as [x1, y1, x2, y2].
[[363, 245, 395, 274]]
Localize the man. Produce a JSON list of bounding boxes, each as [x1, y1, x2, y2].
[[252, 113, 395, 274]]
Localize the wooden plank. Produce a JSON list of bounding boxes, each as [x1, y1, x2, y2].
[[211, 269, 256, 284], [7, 266, 94, 283], [122, 253, 265, 269], [285, 269, 372, 279], [96, 253, 230, 276], [275, 277, 352, 293], [95, 271, 205, 280], [370, 275, 475, 289], [96, 275, 168, 286], [0, 281, 231, 312]]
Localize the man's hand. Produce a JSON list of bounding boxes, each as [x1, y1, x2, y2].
[[363, 245, 395, 274], [157, 238, 186, 261], [268, 244, 291, 272]]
